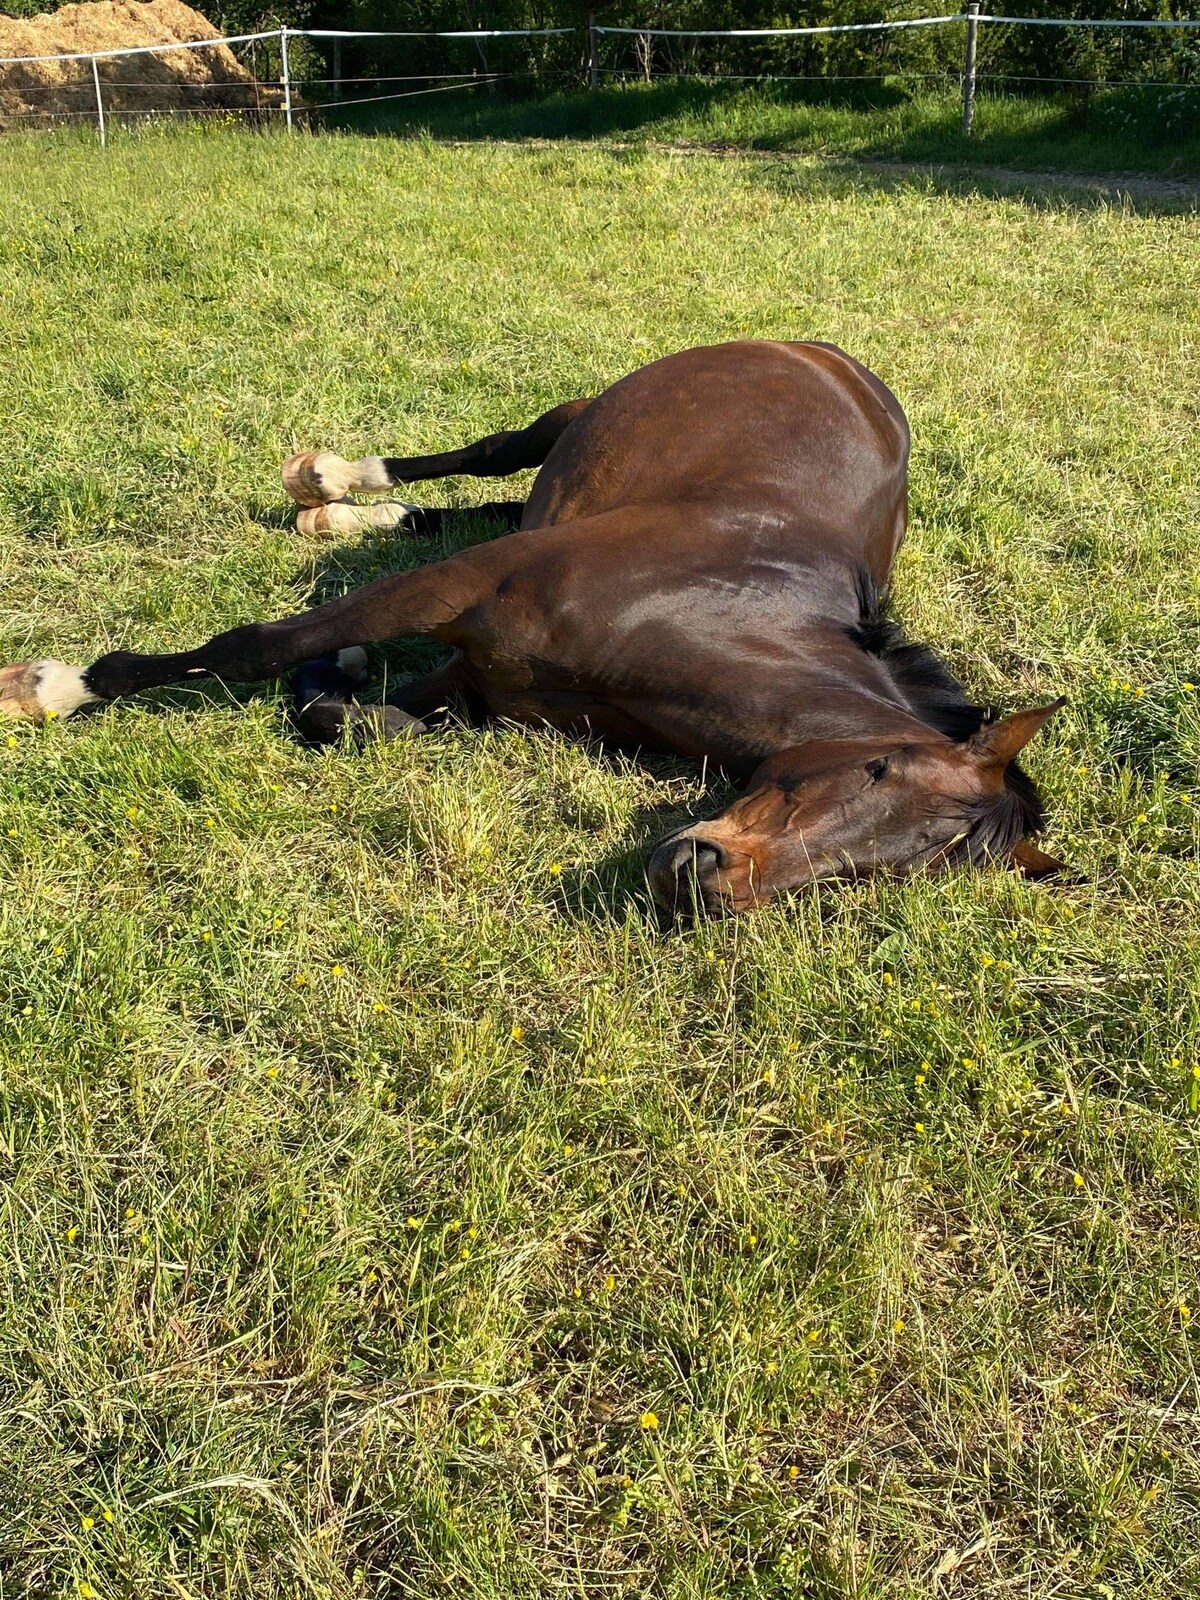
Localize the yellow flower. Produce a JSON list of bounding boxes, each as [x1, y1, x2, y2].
[[331, 964, 344, 977], [915, 1073, 926, 1085], [459, 1247, 470, 1261], [548, 862, 563, 876], [294, 974, 308, 987], [881, 972, 893, 986], [510, 1024, 525, 1042], [204, 817, 215, 828], [806, 1328, 821, 1344], [603, 1273, 615, 1292], [893, 1318, 906, 1333], [265, 1066, 279, 1079], [125, 806, 139, 820], [764, 1360, 779, 1375], [102, 1510, 113, 1523], [65, 1226, 78, 1242], [563, 1143, 574, 1156], [1179, 1303, 1191, 1320], [787, 1465, 800, 1480], [1072, 1172, 1085, 1188], [962, 1057, 977, 1068], [747, 1233, 758, 1246], [639, 1411, 660, 1430], [329, 802, 338, 813], [5, 735, 15, 748], [81, 1515, 95, 1530], [915, 1122, 926, 1133], [405, 1215, 421, 1229], [1183, 682, 1195, 692], [78, 1586, 95, 1599], [373, 1002, 386, 1013]]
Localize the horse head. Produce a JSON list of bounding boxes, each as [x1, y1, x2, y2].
[[648, 699, 1067, 915]]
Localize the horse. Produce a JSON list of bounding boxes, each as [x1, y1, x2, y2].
[[0, 339, 1066, 915]]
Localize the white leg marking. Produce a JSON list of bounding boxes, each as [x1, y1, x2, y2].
[[31, 660, 98, 718]]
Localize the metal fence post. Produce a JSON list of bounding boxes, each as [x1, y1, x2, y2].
[[587, 12, 598, 92], [332, 37, 342, 101], [962, 0, 980, 136], [281, 25, 294, 131], [91, 54, 106, 146]]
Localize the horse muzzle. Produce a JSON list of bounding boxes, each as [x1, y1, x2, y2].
[[647, 831, 748, 916]]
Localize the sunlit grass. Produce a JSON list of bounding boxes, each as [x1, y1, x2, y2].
[[0, 125, 1198, 1598]]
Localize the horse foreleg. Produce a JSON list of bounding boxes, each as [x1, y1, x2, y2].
[[282, 398, 592, 507], [0, 562, 475, 724]]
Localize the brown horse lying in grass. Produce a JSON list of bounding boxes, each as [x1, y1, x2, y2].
[[0, 340, 1065, 914]]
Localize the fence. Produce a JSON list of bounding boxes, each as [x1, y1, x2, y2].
[[1, 13, 1198, 144]]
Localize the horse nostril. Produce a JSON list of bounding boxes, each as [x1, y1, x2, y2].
[[649, 836, 729, 905]]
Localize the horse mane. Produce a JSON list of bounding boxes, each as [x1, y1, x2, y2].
[[849, 570, 1046, 859]]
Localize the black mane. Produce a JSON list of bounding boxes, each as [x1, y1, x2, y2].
[[849, 570, 1046, 859]]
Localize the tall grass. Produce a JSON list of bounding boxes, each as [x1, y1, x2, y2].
[[0, 125, 1198, 1598]]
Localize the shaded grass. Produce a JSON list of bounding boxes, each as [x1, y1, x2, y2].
[[0, 125, 1199, 1598], [324, 77, 1200, 181]]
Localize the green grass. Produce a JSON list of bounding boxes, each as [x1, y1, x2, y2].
[[0, 122, 1199, 1599], [332, 78, 1200, 181]]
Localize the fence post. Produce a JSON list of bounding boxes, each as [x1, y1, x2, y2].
[[281, 25, 294, 131], [638, 31, 652, 82], [961, 0, 980, 137], [90, 54, 106, 147], [587, 12, 598, 93], [332, 37, 342, 101]]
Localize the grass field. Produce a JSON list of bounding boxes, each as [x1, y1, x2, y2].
[[1, 122, 1199, 1599], [341, 78, 1200, 181]]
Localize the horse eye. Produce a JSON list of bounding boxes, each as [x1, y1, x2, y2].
[[865, 757, 889, 783]]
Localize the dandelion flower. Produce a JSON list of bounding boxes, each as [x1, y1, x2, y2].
[[639, 1411, 660, 1430], [81, 1515, 95, 1530], [915, 1121, 926, 1133], [331, 964, 344, 977], [1072, 1172, 1085, 1188], [787, 1465, 800, 1480], [893, 1318, 906, 1333], [806, 1328, 821, 1344], [747, 1233, 759, 1246], [510, 1024, 525, 1042], [405, 1216, 420, 1229], [603, 1273, 615, 1292], [204, 817, 215, 829], [65, 1226, 78, 1243], [102, 1510, 113, 1523], [548, 862, 563, 876], [1179, 1303, 1191, 1321], [764, 1360, 779, 1375], [881, 972, 893, 986]]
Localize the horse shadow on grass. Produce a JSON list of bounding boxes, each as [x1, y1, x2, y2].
[[273, 505, 744, 925]]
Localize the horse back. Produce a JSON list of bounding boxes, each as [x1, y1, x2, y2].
[[521, 339, 910, 580]]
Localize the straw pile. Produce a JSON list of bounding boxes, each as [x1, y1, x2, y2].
[[0, 0, 287, 126]]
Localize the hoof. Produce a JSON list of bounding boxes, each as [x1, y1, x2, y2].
[[296, 500, 418, 537], [282, 450, 356, 507], [336, 646, 369, 685], [0, 659, 96, 722]]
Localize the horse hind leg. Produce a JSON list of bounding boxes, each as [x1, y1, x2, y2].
[[282, 398, 591, 507]]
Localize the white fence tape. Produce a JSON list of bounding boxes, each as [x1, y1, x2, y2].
[[597, 17, 968, 35]]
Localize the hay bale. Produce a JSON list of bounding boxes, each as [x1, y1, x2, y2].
[[0, 0, 288, 126]]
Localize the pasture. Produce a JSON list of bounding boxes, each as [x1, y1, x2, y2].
[[1, 124, 1198, 1599]]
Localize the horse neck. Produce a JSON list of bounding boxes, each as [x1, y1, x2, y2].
[[776, 626, 950, 751]]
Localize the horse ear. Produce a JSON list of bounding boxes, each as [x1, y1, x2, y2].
[[969, 696, 1067, 767], [1010, 839, 1069, 880]]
